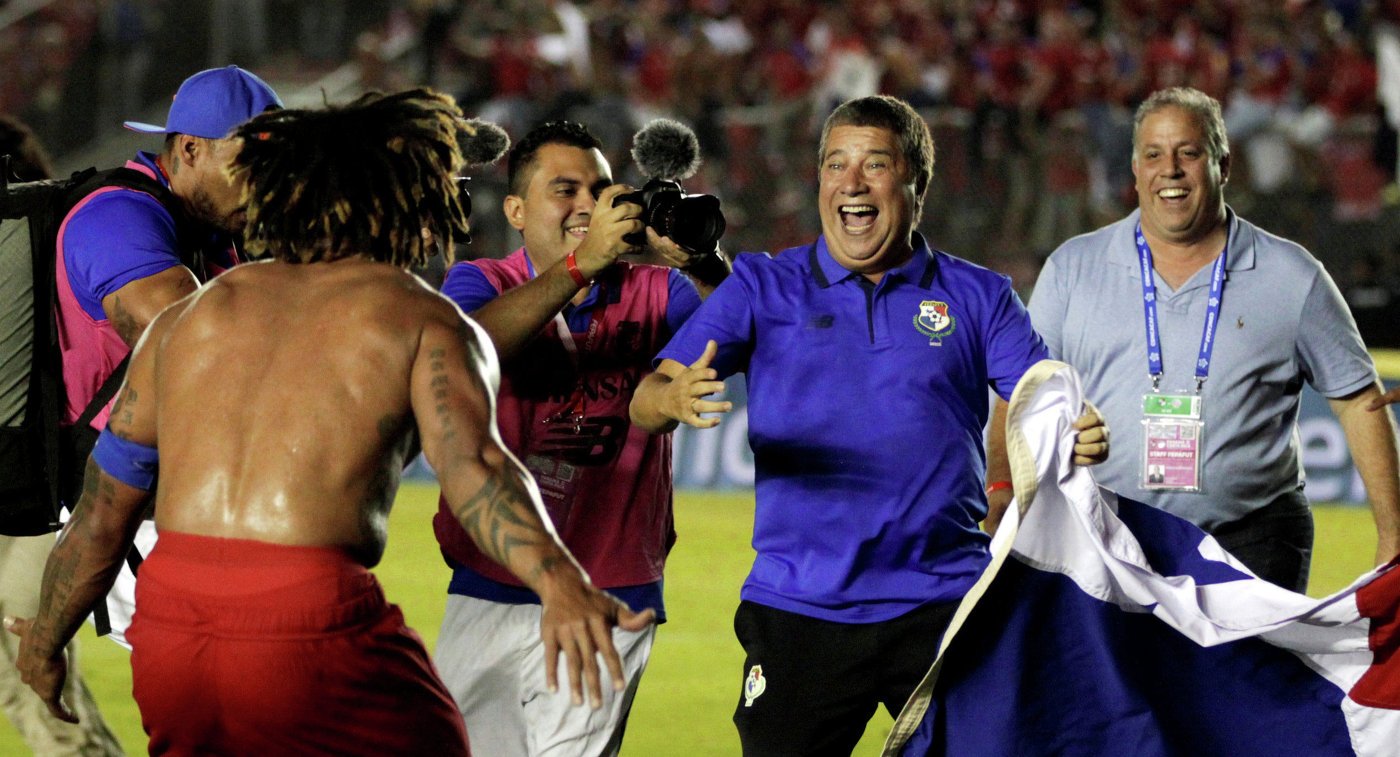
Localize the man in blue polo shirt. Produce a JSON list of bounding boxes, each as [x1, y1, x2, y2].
[[630, 95, 1108, 755], [55, 66, 282, 643]]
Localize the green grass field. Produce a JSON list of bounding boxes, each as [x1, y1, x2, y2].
[[1, 485, 1381, 755]]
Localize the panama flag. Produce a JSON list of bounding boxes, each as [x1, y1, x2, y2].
[[885, 361, 1400, 756]]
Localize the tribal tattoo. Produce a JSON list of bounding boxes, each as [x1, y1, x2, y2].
[[450, 474, 555, 579], [31, 459, 115, 657]]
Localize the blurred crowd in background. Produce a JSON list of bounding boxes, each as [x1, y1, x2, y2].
[[5, 0, 1400, 344]]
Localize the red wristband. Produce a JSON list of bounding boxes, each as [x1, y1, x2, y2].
[[565, 251, 589, 288], [985, 480, 1013, 495]]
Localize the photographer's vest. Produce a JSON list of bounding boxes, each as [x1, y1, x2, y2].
[[434, 248, 678, 589], [54, 158, 237, 431]]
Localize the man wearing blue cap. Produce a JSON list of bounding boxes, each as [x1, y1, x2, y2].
[[53, 65, 282, 645]]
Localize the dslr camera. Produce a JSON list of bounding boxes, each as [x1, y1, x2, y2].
[[614, 178, 725, 255], [613, 119, 726, 256]]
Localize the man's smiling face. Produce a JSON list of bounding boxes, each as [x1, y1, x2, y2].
[[1132, 105, 1230, 248], [817, 125, 917, 276], [507, 142, 613, 267]]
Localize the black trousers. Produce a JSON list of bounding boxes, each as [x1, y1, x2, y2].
[[731, 599, 957, 757], [1208, 488, 1314, 593]]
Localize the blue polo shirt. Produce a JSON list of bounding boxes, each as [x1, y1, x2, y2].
[[657, 234, 1047, 623], [62, 151, 238, 320]]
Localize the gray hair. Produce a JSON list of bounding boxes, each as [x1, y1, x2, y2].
[[1132, 87, 1229, 162]]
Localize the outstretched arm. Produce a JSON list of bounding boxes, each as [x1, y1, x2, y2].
[[630, 341, 732, 433], [466, 185, 645, 362], [411, 307, 654, 707], [5, 302, 176, 721]]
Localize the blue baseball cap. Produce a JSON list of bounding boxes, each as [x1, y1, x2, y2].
[[124, 66, 283, 139]]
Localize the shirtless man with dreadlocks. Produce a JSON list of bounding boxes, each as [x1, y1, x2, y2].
[[5, 88, 651, 756]]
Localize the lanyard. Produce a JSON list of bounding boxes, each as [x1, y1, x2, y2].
[[1135, 223, 1227, 393], [525, 251, 597, 370], [527, 251, 603, 432]]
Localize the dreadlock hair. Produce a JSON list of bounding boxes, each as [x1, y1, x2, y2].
[[230, 88, 469, 267]]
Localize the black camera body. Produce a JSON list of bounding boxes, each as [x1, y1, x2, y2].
[[614, 178, 725, 256]]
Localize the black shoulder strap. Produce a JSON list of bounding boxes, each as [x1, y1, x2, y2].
[[65, 166, 208, 280], [90, 541, 144, 638], [74, 355, 130, 431]]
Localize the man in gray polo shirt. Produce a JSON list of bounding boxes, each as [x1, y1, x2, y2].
[[987, 86, 1400, 592]]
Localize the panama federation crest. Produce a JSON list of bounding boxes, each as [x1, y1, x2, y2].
[[743, 665, 767, 707], [914, 300, 956, 345]]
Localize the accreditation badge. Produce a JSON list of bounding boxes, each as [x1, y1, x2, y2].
[[1140, 393, 1204, 492]]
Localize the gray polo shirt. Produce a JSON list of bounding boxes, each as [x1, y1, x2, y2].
[[1030, 208, 1375, 528]]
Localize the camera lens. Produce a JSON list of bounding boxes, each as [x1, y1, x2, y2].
[[612, 178, 725, 254], [665, 194, 725, 256]]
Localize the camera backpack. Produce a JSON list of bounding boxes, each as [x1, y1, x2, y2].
[[0, 162, 181, 536]]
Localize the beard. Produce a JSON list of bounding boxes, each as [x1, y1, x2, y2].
[[185, 185, 244, 235]]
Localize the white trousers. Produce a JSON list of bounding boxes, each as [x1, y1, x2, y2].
[[99, 520, 157, 649], [434, 595, 655, 757]]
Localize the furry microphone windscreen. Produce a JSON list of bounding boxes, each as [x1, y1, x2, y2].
[[459, 119, 510, 166], [630, 119, 702, 181]]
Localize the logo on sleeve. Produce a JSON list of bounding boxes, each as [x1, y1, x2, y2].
[[743, 665, 766, 707], [914, 300, 956, 345]]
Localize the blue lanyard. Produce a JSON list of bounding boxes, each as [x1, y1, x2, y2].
[[1135, 223, 1227, 393]]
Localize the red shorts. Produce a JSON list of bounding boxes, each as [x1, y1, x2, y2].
[[127, 532, 469, 756]]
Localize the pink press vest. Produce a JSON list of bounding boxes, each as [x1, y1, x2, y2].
[[434, 249, 678, 588], [54, 160, 236, 429]]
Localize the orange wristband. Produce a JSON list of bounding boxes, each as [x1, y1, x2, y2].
[[985, 480, 1013, 495], [565, 251, 589, 288]]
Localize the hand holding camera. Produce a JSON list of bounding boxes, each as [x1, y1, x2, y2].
[[571, 183, 648, 281], [631, 227, 694, 268], [613, 119, 729, 285]]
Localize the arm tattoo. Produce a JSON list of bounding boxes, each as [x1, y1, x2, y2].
[[108, 294, 144, 347], [112, 387, 138, 430], [78, 455, 101, 501], [428, 338, 558, 577], [450, 473, 553, 572], [32, 459, 123, 655], [529, 555, 563, 583], [427, 347, 458, 445]]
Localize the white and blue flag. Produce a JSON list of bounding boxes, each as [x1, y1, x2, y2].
[[886, 361, 1400, 756]]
